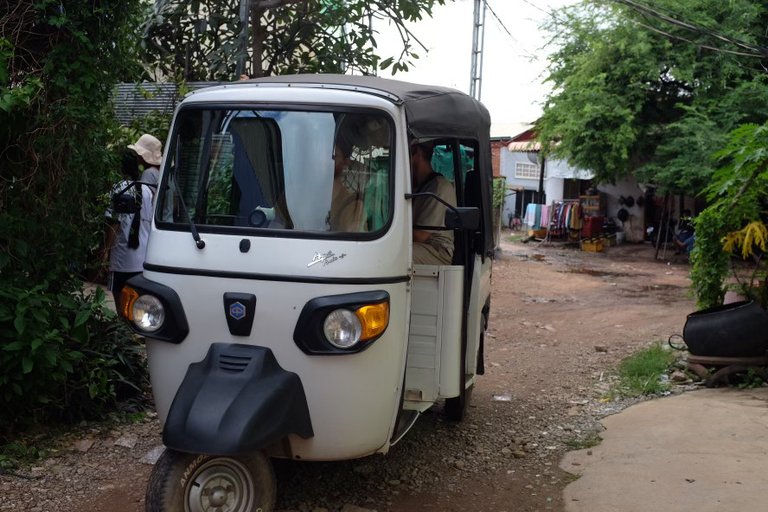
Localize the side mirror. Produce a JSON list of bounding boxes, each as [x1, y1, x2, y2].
[[445, 207, 480, 231]]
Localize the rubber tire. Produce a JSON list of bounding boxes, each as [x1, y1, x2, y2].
[[444, 338, 469, 422], [445, 383, 473, 422], [444, 330, 476, 421], [145, 449, 276, 512], [445, 321, 486, 421]]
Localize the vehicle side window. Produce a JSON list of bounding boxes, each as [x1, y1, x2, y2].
[[431, 141, 477, 207], [458, 142, 479, 209]]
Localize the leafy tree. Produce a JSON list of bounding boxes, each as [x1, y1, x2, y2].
[[1, 0, 149, 432], [537, 0, 768, 194], [141, 0, 447, 80]]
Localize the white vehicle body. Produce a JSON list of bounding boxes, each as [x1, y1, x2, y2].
[[121, 75, 494, 465]]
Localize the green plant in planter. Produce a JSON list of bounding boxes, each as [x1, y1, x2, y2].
[[722, 221, 768, 308], [692, 122, 768, 309]]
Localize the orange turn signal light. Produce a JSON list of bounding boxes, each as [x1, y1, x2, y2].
[[355, 302, 389, 341], [119, 286, 139, 321]]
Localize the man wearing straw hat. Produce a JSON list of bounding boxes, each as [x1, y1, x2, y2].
[[128, 133, 163, 188]]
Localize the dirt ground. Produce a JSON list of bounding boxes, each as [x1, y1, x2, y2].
[[0, 234, 697, 512]]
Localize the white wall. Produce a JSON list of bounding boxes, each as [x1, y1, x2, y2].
[[544, 178, 564, 204], [596, 178, 646, 242]]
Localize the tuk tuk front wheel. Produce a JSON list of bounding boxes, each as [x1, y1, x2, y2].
[[145, 449, 276, 512]]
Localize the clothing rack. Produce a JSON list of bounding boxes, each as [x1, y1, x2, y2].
[[542, 199, 583, 244]]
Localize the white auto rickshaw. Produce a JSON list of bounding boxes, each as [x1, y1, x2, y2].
[[117, 74, 494, 512]]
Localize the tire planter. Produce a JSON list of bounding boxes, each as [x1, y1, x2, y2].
[[683, 300, 768, 357]]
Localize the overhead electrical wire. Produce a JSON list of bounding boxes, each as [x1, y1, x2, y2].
[[611, 0, 768, 58], [483, 0, 515, 40], [482, 0, 540, 59], [636, 20, 765, 59], [517, 0, 561, 21]]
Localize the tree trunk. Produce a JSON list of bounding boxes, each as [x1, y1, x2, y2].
[[250, 6, 265, 77]]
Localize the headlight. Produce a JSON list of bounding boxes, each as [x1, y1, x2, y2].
[[132, 295, 166, 332], [294, 291, 390, 355], [323, 309, 362, 349]]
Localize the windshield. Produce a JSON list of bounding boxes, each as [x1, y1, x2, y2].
[[156, 107, 393, 236]]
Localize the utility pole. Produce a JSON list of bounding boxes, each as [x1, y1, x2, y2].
[[469, 0, 487, 100]]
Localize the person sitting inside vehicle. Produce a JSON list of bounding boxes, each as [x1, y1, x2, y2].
[[328, 141, 366, 232], [410, 141, 457, 265]]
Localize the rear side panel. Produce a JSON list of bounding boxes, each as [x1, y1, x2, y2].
[[404, 265, 463, 409]]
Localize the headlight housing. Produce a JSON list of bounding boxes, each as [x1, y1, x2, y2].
[[322, 301, 390, 349], [119, 287, 166, 332], [132, 294, 166, 332], [294, 291, 390, 354], [116, 276, 189, 344]]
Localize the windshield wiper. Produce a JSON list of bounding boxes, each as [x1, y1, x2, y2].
[[168, 136, 205, 249], [168, 175, 206, 250]]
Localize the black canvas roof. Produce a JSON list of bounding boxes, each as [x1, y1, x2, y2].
[[248, 74, 491, 144]]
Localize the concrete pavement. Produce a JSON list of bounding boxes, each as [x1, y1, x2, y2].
[[561, 388, 768, 511]]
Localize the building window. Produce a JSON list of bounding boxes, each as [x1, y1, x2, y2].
[[515, 162, 543, 180]]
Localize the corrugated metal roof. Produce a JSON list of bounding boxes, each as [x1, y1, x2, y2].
[[507, 140, 541, 152], [112, 82, 221, 126]]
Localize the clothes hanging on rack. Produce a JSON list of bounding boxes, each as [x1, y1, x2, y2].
[[549, 201, 582, 231], [524, 203, 547, 230], [541, 204, 550, 229], [569, 203, 583, 230], [545, 200, 583, 242]]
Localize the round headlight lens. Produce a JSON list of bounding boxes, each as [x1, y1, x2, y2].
[[132, 295, 165, 332], [323, 309, 362, 349]]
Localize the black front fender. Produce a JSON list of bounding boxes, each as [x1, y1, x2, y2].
[[163, 343, 314, 455]]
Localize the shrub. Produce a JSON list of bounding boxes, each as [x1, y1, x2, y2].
[[0, 280, 149, 435], [0, 1, 148, 435]]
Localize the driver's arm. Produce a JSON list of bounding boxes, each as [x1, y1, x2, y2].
[[413, 229, 432, 243]]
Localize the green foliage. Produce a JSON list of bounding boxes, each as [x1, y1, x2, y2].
[[141, 0, 447, 80], [538, 2, 768, 306], [691, 122, 768, 308], [0, 283, 148, 434], [2, 1, 145, 285], [689, 208, 730, 308], [1, 1, 149, 432], [615, 343, 677, 397], [0, 439, 49, 472], [538, 0, 768, 194], [735, 368, 766, 389], [125, 109, 172, 152], [492, 176, 507, 209]]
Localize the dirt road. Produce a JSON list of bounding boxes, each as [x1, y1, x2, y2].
[[0, 235, 696, 512]]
